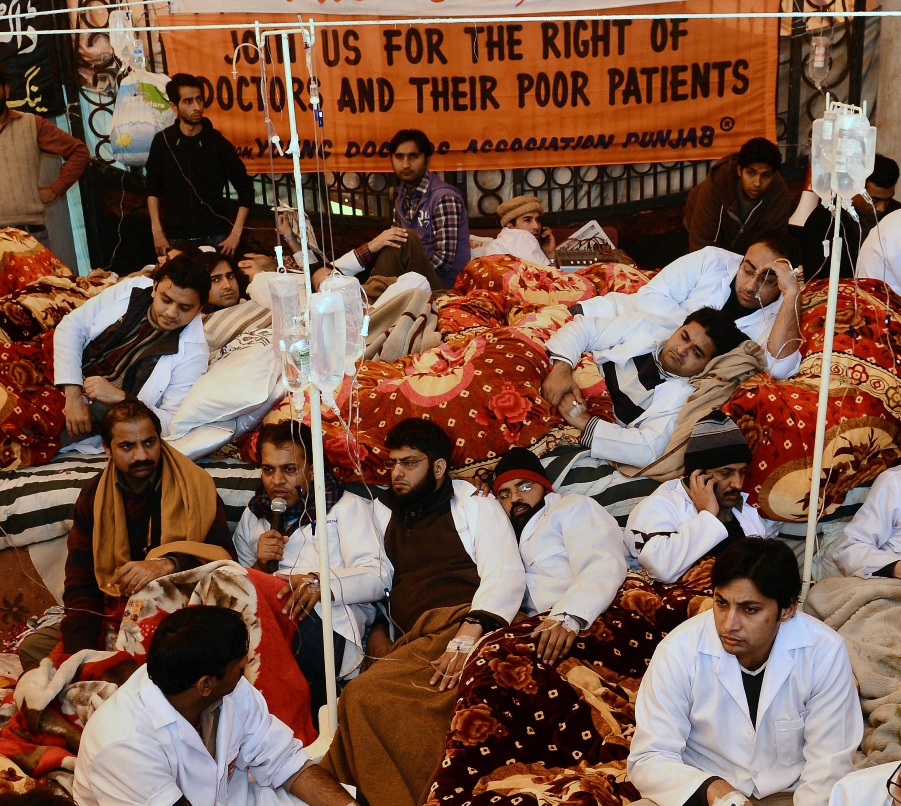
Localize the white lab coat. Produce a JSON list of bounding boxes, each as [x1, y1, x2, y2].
[[519, 492, 627, 625], [829, 763, 895, 806], [484, 227, 552, 266], [628, 610, 862, 806], [579, 246, 801, 379], [833, 466, 901, 578], [54, 276, 209, 444], [233, 491, 388, 677], [73, 666, 309, 806], [624, 478, 770, 583], [858, 207, 901, 297], [545, 312, 693, 468], [372, 479, 526, 626]]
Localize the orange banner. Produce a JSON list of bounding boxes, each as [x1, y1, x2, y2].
[[159, 0, 779, 174]]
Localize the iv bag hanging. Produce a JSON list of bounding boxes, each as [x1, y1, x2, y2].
[[810, 100, 876, 205], [268, 273, 309, 393], [309, 291, 346, 410], [320, 274, 365, 374]]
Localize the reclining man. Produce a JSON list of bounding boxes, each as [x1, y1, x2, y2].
[[491, 447, 627, 665], [483, 195, 557, 266], [74, 606, 361, 806], [307, 129, 470, 291], [625, 412, 772, 583], [628, 537, 862, 806], [833, 464, 901, 578], [233, 420, 385, 724], [321, 418, 524, 806], [578, 231, 804, 380], [543, 307, 748, 469], [55, 252, 210, 449], [17, 401, 236, 671]]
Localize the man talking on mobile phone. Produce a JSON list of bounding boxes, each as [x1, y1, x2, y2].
[[623, 412, 779, 583]]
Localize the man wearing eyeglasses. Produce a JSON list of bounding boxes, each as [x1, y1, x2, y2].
[[321, 417, 525, 806], [575, 231, 804, 381], [490, 447, 627, 667]]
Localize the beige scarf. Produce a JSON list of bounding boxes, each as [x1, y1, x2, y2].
[[92, 440, 230, 594]]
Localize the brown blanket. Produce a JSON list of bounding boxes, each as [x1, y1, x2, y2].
[[364, 288, 442, 364], [321, 603, 470, 806]]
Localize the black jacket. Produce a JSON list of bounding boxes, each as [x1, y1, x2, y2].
[[145, 118, 254, 239]]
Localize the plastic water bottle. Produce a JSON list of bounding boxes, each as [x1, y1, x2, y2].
[[320, 273, 365, 374], [279, 325, 310, 393], [309, 291, 346, 411]]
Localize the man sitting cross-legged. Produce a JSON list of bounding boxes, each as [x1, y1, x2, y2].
[[624, 412, 772, 583], [628, 537, 862, 806], [491, 447, 627, 666], [233, 420, 385, 725], [543, 307, 748, 469], [578, 231, 804, 380], [74, 606, 361, 806], [320, 418, 525, 806], [17, 400, 236, 672]]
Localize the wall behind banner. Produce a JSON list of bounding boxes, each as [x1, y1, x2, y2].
[[160, 0, 778, 174]]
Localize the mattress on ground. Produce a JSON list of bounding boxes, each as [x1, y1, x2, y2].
[[0, 454, 259, 549]]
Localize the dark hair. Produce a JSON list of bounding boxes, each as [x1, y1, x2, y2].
[[257, 420, 313, 463], [151, 253, 211, 306], [385, 418, 452, 464], [869, 153, 900, 190], [682, 307, 748, 358], [165, 73, 203, 106], [748, 229, 802, 267], [388, 129, 434, 159], [711, 537, 801, 611], [737, 137, 783, 172], [100, 399, 162, 447], [0, 69, 7, 88], [147, 606, 249, 696]]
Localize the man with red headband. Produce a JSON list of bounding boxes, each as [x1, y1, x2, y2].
[[491, 447, 628, 666]]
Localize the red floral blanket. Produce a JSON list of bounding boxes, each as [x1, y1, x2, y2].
[[427, 561, 715, 806]]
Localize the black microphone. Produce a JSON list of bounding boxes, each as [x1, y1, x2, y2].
[[266, 497, 287, 574]]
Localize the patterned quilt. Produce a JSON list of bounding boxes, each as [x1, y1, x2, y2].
[[427, 561, 715, 806], [0, 230, 74, 299]]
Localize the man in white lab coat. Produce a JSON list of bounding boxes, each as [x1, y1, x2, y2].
[[625, 412, 771, 584], [628, 538, 862, 806], [54, 253, 210, 451], [320, 418, 525, 806], [490, 447, 627, 666], [74, 605, 359, 806], [577, 231, 804, 380], [233, 420, 386, 725], [833, 466, 901, 578], [543, 306, 748, 469]]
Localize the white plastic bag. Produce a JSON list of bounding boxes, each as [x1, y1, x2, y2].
[[110, 69, 174, 168]]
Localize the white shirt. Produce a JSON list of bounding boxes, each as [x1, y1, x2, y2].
[[373, 479, 526, 626], [829, 763, 895, 806], [624, 478, 770, 583], [858, 207, 901, 297], [54, 275, 209, 444], [73, 666, 309, 806], [579, 246, 801, 379], [545, 313, 693, 468], [518, 492, 627, 625], [833, 466, 901, 578], [484, 227, 552, 266], [233, 491, 388, 676], [628, 610, 862, 806]]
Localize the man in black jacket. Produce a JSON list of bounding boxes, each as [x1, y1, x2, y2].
[[145, 73, 254, 257]]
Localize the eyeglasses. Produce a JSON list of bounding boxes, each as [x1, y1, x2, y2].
[[886, 762, 901, 806], [496, 481, 535, 502], [384, 456, 429, 471]]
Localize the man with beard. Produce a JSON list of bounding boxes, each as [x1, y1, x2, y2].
[[624, 412, 772, 584], [320, 417, 525, 806], [233, 420, 385, 725], [575, 231, 803, 380], [628, 538, 861, 806], [17, 400, 236, 672], [491, 447, 627, 666], [0, 68, 89, 246]]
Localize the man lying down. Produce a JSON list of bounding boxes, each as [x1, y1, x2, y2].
[[542, 306, 748, 469]]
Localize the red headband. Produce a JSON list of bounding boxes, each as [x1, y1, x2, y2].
[[492, 469, 554, 497]]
